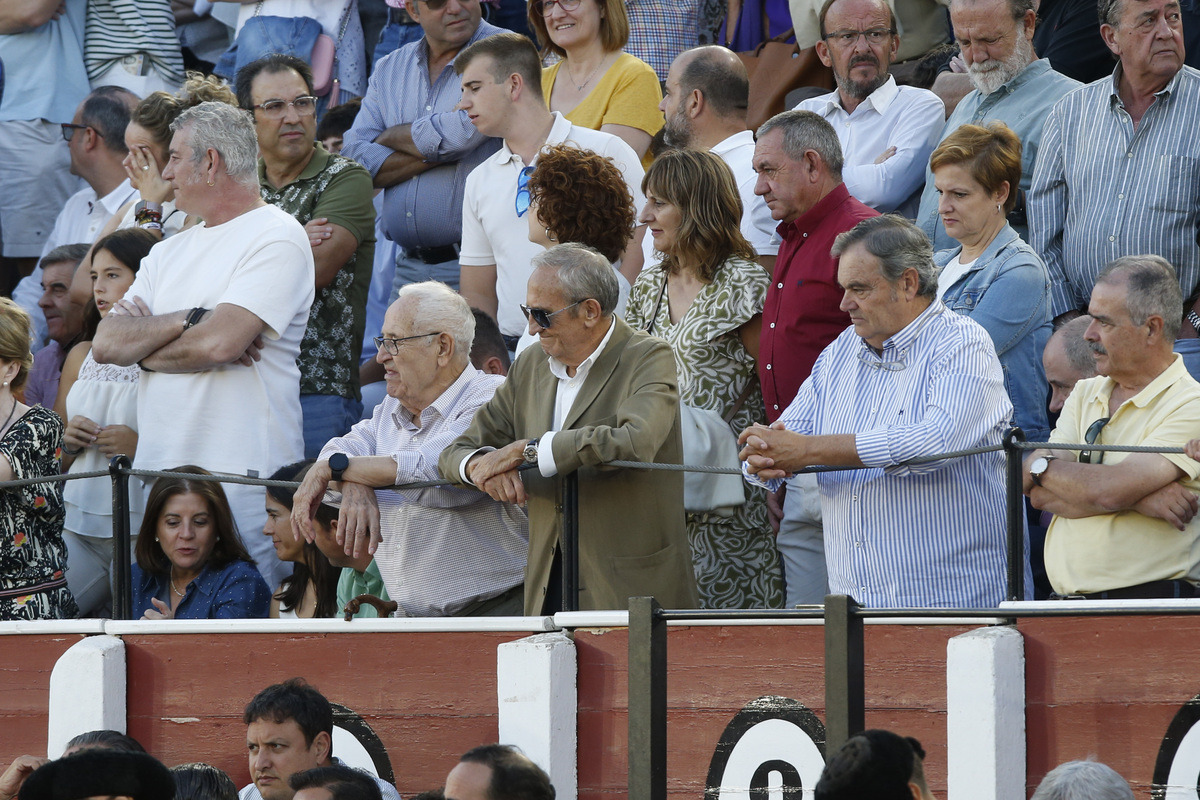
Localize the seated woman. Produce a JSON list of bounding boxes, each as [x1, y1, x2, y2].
[[530, 0, 662, 166], [0, 298, 78, 620], [518, 143, 635, 354], [625, 149, 783, 610], [56, 229, 157, 617], [262, 461, 340, 619], [132, 467, 271, 620], [931, 122, 1052, 442]]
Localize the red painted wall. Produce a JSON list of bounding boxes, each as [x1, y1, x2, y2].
[[0, 634, 86, 763]]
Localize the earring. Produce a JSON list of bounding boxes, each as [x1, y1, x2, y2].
[[996, 203, 1002, 214], [546, 227, 557, 242], [207, 179, 215, 187]]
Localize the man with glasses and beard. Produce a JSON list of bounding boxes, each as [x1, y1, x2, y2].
[[915, 0, 1079, 250], [794, 0, 944, 218], [1025, 255, 1200, 600]]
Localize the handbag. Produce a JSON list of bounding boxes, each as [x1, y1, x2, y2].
[[737, 27, 834, 131], [645, 275, 753, 516]]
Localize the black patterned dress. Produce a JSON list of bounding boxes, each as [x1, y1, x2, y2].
[[0, 406, 78, 619]]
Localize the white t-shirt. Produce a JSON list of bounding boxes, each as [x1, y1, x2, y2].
[[124, 205, 313, 587], [459, 111, 645, 338], [936, 253, 977, 301]]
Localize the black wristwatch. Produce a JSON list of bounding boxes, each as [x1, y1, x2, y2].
[[328, 452, 350, 482]]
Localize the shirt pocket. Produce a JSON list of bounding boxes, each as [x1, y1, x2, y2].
[[1151, 154, 1200, 212]]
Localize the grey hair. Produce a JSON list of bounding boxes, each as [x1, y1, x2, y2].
[[170, 101, 260, 187], [395, 281, 475, 361], [532, 243, 620, 317], [1095, 254, 1183, 340], [756, 110, 844, 181], [1098, 0, 1123, 27], [40, 243, 91, 272], [1030, 760, 1133, 800], [1052, 314, 1097, 376], [951, 0, 1034, 19], [830, 215, 938, 299]]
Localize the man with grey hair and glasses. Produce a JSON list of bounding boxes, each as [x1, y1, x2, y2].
[[1029, 0, 1200, 323], [740, 214, 1016, 608], [1026, 255, 1200, 600], [292, 281, 528, 617], [93, 100, 313, 591], [440, 243, 698, 615]]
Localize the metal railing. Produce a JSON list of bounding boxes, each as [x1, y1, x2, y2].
[[1, 428, 1189, 620]]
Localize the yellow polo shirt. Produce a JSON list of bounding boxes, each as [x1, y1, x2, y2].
[[1044, 355, 1200, 594]]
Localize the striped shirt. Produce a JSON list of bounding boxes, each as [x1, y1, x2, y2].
[[83, 0, 185, 84], [746, 302, 1016, 608], [319, 365, 528, 617], [340, 20, 504, 249], [1029, 64, 1200, 318]]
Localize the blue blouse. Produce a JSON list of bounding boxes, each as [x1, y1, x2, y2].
[[131, 560, 271, 619]]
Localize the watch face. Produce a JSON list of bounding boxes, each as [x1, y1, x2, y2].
[[1031, 457, 1049, 476]]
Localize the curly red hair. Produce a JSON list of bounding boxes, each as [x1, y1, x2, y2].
[[527, 144, 635, 263]]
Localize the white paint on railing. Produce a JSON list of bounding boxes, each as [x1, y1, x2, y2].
[[47, 635, 126, 757]]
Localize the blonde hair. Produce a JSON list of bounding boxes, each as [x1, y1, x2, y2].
[[0, 298, 35, 392]]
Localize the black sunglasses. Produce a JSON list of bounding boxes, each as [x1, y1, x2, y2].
[[1079, 417, 1110, 464], [520, 300, 581, 329]]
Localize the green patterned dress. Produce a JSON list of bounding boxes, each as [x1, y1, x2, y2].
[[627, 257, 784, 609]]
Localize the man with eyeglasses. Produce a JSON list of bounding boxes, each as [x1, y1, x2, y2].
[[1026, 255, 1200, 601], [914, 0, 1079, 252], [440, 243, 698, 614], [793, 0, 944, 218], [340, 0, 505, 299], [236, 54, 377, 458], [455, 32, 645, 352], [12, 85, 139, 351], [741, 215, 1016, 609], [293, 281, 528, 617]]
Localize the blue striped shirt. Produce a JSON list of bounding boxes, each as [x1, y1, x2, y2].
[[746, 302, 1016, 608], [340, 20, 504, 249], [1029, 64, 1200, 318]]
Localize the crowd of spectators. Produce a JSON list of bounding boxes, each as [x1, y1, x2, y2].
[[4, 0, 1200, 620]]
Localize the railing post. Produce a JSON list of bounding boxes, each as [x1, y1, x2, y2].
[[109, 455, 133, 621], [561, 471, 580, 612], [628, 596, 666, 800], [1003, 427, 1026, 602], [824, 594, 864, 756]]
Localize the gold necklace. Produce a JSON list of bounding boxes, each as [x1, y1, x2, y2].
[[566, 53, 607, 92]]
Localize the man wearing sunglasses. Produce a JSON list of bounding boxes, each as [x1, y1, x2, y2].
[[455, 32, 646, 350], [1026, 255, 1200, 600], [440, 243, 698, 614], [341, 0, 505, 300]]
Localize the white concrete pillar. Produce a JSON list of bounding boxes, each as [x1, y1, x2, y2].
[[47, 635, 126, 757], [946, 626, 1025, 800], [496, 631, 577, 800]]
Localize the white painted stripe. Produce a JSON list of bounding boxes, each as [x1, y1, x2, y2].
[[48, 635, 126, 758]]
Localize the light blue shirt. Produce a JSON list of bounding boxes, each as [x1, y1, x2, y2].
[[915, 59, 1081, 251], [0, 0, 90, 122], [1029, 64, 1200, 318], [746, 302, 1021, 608], [340, 20, 505, 249]]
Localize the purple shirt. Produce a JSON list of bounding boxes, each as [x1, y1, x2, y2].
[[25, 341, 65, 409]]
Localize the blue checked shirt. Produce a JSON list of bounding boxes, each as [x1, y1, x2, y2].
[[341, 20, 504, 249], [1029, 64, 1200, 318], [746, 302, 1019, 608]]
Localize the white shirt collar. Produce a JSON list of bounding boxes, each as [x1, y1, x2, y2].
[[547, 315, 616, 382], [99, 178, 137, 215]]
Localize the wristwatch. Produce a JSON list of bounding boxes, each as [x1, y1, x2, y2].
[[1029, 455, 1057, 487], [328, 452, 350, 482], [522, 438, 539, 466]]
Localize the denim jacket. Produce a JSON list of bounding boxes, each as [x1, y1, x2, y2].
[[935, 223, 1052, 441]]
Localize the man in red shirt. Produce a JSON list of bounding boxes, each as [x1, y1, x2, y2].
[[752, 109, 877, 606]]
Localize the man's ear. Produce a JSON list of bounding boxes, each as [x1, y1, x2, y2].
[[313, 730, 332, 764], [815, 40, 833, 68]]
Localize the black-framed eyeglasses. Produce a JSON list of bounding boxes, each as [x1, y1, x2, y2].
[[1079, 417, 1111, 464], [251, 96, 319, 119], [413, 0, 452, 9], [535, 0, 583, 14], [373, 332, 441, 355], [61, 123, 101, 142], [521, 301, 581, 329], [515, 165, 534, 218], [822, 28, 894, 47]]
